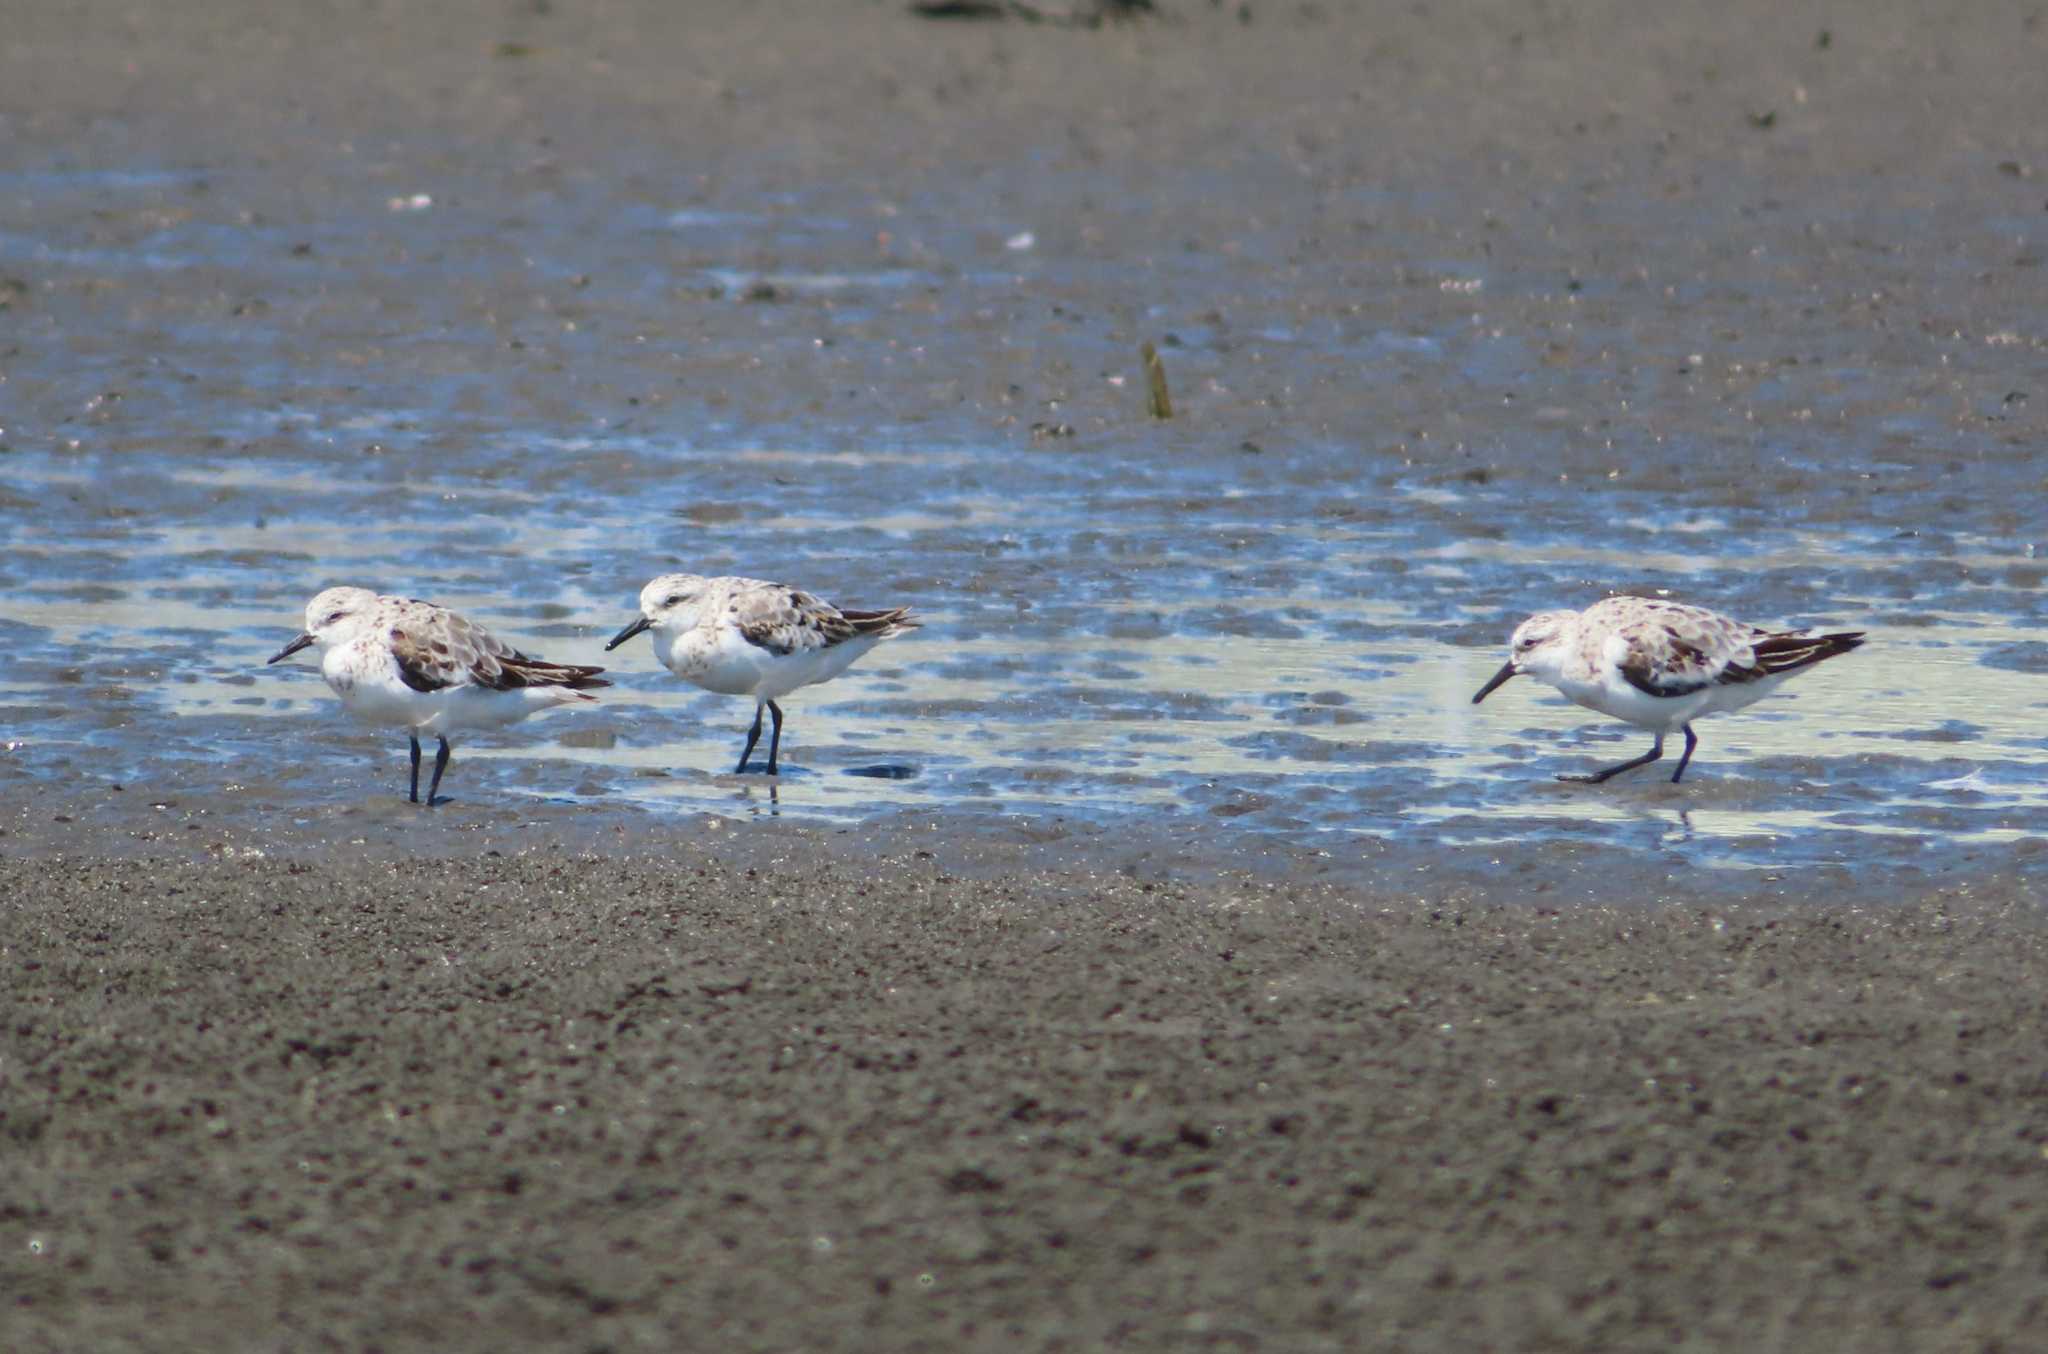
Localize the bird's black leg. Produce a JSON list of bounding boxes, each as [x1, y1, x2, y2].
[[408, 734, 423, 803], [1669, 725, 1700, 783], [764, 700, 785, 777], [1559, 733, 1665, 784], [736, 703, 765, 774], [425, 735, 451, 806]]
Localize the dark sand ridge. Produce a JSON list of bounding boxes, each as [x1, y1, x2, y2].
[[5, 0, 2048, 1347]]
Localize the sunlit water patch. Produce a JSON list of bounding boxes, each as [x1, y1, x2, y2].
[[7, 429, 2043, 878]]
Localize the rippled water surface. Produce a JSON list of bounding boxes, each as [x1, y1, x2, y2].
[[3, 152, 2045, 880]]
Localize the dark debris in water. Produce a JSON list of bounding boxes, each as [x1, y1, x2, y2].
[[845, 764, 919, 780], [909, 0, 1155, 22], [1979, 642, 2048, 674], [1141, 340, 1173, 420], [1883, 721, 1986, 745]]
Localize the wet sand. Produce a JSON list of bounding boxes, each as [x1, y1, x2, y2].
[[5, 838, 2047, 1350], [5, 0, 2048, 1348]]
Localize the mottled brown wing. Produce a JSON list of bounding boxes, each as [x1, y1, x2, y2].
[[1617, 648, 1719, 698], [388, 603, 608, 693], [733, 586, 859, 656], [1612, 609, 1748, 698], [386, 615, 476, 693]]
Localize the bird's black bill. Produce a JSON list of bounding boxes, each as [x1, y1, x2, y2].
[[1470, 661, 1518, 704], [605, 616, 652, 652], [267, 632, 315, 665]]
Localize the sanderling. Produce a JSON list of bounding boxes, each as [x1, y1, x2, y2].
[[605, 573, 917, 775], [1471, 595, 1864, 783], [268, 586, 609, 805]]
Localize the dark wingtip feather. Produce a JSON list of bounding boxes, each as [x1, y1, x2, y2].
[[493, 659, 610, 692], [1744, 628, 1866, 678], [838, 605, 919, 635], [549, 663, 610, 690]]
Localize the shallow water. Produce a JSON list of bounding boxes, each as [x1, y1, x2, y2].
[[2, 147, 2044, 882]]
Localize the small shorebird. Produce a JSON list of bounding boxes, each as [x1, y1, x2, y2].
[[606, 573, 918, 776], [268, 586, 609, 805], [1471, 595, 1864, 784]]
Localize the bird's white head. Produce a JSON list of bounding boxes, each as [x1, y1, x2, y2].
[[1472, 608, 1579, 702], [1505, 609, 1580, 683], [268, 586, 381, 665], [606, 573, 711, 651]]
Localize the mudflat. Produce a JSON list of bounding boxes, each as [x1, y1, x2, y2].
[[4, 841, 2046, 1351]]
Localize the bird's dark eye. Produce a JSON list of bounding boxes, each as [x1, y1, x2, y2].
[[665, 594, 689, 607], [327, 611, 346, 624]]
